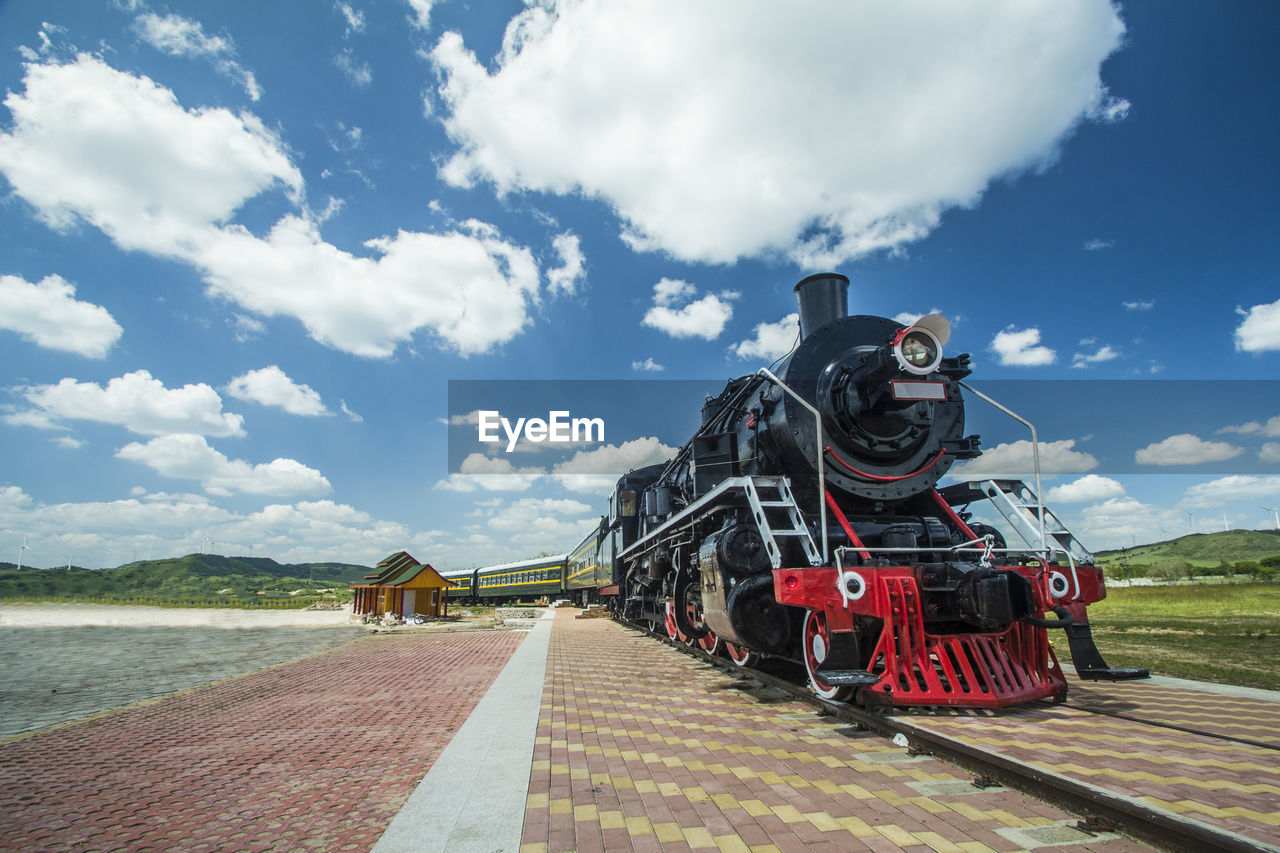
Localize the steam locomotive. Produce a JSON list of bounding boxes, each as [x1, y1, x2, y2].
[[601, 272, 1147, 707]]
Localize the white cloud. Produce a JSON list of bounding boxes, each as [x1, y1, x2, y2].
[[0, 484, 429, 569], [433, 452, 543, 492], [0, 273, 122, 357], [474, 496, 598, 553], [949, 438, 1098, 478], [1218, 415, 1280, 437], [732, 313, 799, 361], [641, 278, 735, 340], [546, 232, 585, 295], [340, 400, 363, 423], [1083, 238, 1113, 251], [1182, 475, 1280, 507], [892, 309, 942, 327], [989, 326, 1056, 366], [132, 12, 262, 101], [9, 370, 245, 437], [1074, 496, 1181, 551], [1070, 343, 1119, 368], [406, 0, 435, 30], [335, 2, 366, 35], [334, 48, 373, 88], [116, 433, 331, 497], [1123, 299, 1154, 311], [1134, 434, 1243, 466], [551, 436, 677, 494], [0, 55, 298, 251], [431, 2, 1125, 265], [1260, 443, 1280, 464], [1235, 298, 1280, 352], [1045, 474, 1125, 503], [0, 56, 553, 358], [225, 366, 330, 416], [632, 358, 664, 372]]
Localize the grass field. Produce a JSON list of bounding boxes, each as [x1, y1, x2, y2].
[[1059, 582, 1280, 691]]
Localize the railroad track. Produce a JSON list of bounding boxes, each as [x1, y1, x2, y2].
[[623, 618, 1279, 853]]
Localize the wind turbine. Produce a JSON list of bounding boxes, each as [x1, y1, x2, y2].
[[1264, 507, 1280, 530], [1184, 510, 1196, 534], [16, 535, 28, 571], [1222, 511, 1230, 532]]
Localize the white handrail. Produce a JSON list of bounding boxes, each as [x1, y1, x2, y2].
[[958, 381, 1048, 559], [756, 368, 829, 564]]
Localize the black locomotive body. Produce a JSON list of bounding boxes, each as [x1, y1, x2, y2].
[[604, 273, 1146, 707]]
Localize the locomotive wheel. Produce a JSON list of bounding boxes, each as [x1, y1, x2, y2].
[[724, 641, 759, 668], [802, 610, 853, 701], [664, 601, 687, 643], [694, 630, 721, 654]]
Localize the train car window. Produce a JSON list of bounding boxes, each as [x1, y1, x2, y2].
[[619, 489, 637, 517]]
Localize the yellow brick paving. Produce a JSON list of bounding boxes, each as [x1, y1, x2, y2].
[[910, 701, 1280, 848], [519, 612, 1154, 853], [1064, 675, 1280, 747]]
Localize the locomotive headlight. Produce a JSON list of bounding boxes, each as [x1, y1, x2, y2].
[[891, 313, 950, 375]]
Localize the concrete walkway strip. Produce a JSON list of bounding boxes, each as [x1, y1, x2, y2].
[[373, 609, 554, 853]]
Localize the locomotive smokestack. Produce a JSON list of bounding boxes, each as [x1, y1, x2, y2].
[[793, 272, 849, 340]]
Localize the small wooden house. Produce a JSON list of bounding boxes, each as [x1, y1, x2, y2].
[[351, 551, 454, 619]]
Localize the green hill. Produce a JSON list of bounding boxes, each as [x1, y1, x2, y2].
[[0, 554, 372, 607], [1097, 529, 1280, 569]]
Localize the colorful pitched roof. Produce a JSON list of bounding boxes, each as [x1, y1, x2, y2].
[[352, 551, 454, 588]]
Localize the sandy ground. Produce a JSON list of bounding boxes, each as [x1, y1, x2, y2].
[[0, 601, 355, 628]]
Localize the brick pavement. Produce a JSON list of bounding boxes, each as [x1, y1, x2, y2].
[[909, 681, 1280, 849], [0, 630, 525, 852], [519, 611, 1155, 853]]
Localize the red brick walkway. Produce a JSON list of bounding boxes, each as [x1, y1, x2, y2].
[[0, 630, 524, 852]]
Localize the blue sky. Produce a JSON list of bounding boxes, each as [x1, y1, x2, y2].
[[1, 1, 1278, 571]]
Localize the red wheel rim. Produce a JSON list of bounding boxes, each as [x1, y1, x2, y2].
[[802, 610, 850, 700]]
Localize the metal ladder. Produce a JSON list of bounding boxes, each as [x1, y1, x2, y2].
[[971, 479, 1095, 565], [743, 476, 822, 568]]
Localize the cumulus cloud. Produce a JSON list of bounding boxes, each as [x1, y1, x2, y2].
[[632, 357, 664, 372], [0, 55, 555, 358], [225, 366, 330, 416], [1045, 474, 1125, 503], [551, 436, 677, 494], [430, 1, 1126, 265], [1260, 443, 1280, 464], [0, 484, 424, 569], [641, 278, 736, 340], [732, 313, 799, 362], [1123, 299, 1154, 311], [116, 433, 331, 497], [1182, 475, 1280, 507], [0, 54, 299, 251], [8, 370, 245, 437], [132, 11, 262, 100], [0, 273, 122, 357], [989, 326, 1056, 367], [1134, 434, 1243, 466], [1235, 299, 1280, 353], [1083, 238, 1113, 251], [545, 232, 585, 296], [1071, 343, 1119, 368], [435, 436, 676, 494], [406, 0, 435, 30], [434, 452, 544, 492], [1218, 415, 1280, 437], [949, 438, 1098, 478]]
